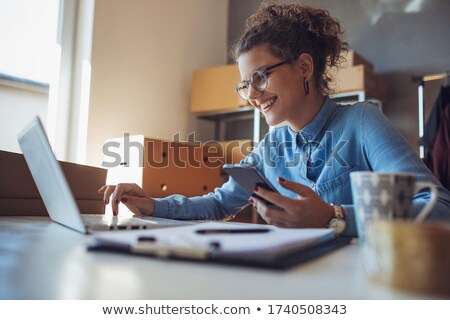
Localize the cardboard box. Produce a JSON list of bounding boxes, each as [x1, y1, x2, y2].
[[104, 136, 258, 219], [0, 150, 106, 216], [203, 139, 254, 185], [104, 136, 225, 198], [330, 65, 387, 101], [341, 50, 374, 70], [0, 199, 104, 216], [203, 139, 253, 165], [191, 64, 250, 114]]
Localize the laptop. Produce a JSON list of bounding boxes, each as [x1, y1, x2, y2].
[[17, 116, 192, 234]]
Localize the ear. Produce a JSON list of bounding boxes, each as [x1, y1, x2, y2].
[[296, 53, 314, 81]]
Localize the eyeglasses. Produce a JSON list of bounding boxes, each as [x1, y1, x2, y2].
[[235, 60, 289, 100]]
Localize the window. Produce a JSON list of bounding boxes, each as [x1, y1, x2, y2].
[[0, 0, 59, 84]]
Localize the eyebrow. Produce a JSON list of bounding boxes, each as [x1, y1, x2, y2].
[[242, 64, 271, 81]]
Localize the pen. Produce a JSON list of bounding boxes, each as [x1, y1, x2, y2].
[[195, 228, 272, 235]]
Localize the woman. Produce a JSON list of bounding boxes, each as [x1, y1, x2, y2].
[[99, 3, 450, 237]]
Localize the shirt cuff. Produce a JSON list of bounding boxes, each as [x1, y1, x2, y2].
[[152, 198, 171, 218]]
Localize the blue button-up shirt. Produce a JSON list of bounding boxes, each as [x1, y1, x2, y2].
[[153, 98, 450, 237]]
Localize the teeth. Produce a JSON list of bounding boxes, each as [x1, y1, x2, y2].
[[260, 97, 276, 109]]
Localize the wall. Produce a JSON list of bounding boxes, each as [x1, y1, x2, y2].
[[228, 0, 450, 152], [0, 83, 48, 153], [86, 0, 228, 166]]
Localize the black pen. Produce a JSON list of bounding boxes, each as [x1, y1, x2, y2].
[[195, 228, 272, 235]]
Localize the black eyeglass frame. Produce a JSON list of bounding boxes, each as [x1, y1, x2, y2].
[[235, 60, 289, 100]]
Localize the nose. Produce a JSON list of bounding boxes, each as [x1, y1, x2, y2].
[[247, 85, 263, 101]]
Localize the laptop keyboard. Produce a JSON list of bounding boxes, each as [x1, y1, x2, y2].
[[81, 214, 193, 231]]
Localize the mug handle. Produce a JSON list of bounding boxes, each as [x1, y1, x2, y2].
[[414, 182, 438, 223]]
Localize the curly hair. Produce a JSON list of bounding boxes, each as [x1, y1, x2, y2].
[[230, 2, 348, 95]]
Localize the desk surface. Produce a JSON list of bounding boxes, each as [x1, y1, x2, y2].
[[0, 216, 429, 300]]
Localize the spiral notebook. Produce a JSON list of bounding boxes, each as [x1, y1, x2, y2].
[[88, 221, 351, 269]]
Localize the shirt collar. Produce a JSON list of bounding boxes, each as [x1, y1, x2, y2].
[[287, 97, 336, 143]]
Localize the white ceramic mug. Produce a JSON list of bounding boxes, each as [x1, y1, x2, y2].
[[350, 172, 438, 225]]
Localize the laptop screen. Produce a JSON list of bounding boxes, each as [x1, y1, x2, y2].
[[17, 116, 87, 233]]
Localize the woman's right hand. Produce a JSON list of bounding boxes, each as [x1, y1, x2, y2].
[[97, 183, 155, 216]]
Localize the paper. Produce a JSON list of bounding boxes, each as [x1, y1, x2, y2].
[[90, 222, 335, 259]]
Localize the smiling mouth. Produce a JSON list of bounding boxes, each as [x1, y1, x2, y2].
[[260, 97, 277, 111]]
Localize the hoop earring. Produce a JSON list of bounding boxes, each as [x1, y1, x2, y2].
[[303, 77, 310, 95]]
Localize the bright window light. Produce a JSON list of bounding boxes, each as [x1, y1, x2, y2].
[[0, 0, 59, 84]]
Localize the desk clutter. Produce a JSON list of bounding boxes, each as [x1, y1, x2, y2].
[[88, 221, 350, 269]]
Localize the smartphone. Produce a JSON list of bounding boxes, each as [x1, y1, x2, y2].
[[222, 164, 281, 208]]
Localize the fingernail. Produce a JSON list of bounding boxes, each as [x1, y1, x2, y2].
[[253, 186, 259, 192], [253, 205, 257, 209], [249, 198, 254, 204], [121, 197, 128, 203], [278, 176, 286, 182]]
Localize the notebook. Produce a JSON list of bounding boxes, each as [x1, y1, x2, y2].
[[17, 116, 192, 234], [88, 221, 351, 269]]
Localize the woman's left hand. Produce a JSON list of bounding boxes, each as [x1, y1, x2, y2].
[[249, 177, 334, 228]]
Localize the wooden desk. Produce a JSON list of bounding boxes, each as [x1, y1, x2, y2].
[[0, 216, 430, 299]]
